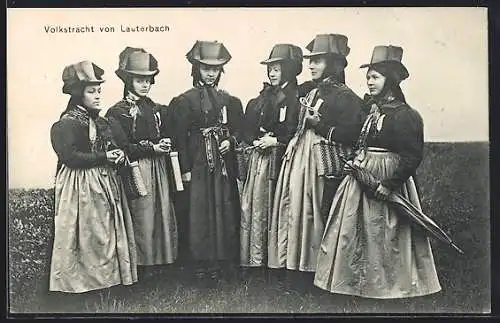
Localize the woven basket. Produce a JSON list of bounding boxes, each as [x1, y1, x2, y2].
[[267, 144, 286, 180], [235, 143, 253, 182], [313, 140, 353, 178], [121, 159, 148, 200]]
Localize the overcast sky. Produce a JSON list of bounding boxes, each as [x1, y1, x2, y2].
[[7, 7, 488, 188]]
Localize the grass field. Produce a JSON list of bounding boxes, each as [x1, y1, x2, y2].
[[8, 142, 490, 315]]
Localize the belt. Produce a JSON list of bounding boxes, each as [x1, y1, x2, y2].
[[200, 126, 228, 177], [366, 147, 390, 152]]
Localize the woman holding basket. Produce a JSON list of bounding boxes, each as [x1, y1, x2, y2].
[[314, 45, 441, 299], [239, 44, 302, 274], [49, 61, 137, 293], [268, 34, 363, 291], [105, 47, 178, 278]]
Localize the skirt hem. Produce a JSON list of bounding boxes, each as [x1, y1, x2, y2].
[[49, 280, 137, 294], [313, 282, 442, 299]]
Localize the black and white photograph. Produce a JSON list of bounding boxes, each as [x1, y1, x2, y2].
[[7, 7, 490, 315]]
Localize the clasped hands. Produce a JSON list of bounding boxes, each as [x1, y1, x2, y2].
[[253, 133, 278, 150], [152, 138, 172, 154], [106, 149, 126, 165]]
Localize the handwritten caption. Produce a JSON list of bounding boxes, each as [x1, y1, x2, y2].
[[44, 24, 170, 34]]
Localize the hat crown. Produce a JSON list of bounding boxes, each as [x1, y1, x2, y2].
[[306, 34, 350, 57], [370, 45, 404, 64], [118, 47, 158, 73], [63, 60, 104, 83], [125, 51, 157, 72], [186, 40, 232, 65], [266, 43, 303, 62], [62, 60, 104, 94]]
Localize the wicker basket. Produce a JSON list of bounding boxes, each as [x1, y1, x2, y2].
[[313, 140, 353, 178], [235, 143, 253, 182], [267, 144, 286, 180], [121, 158, 148, 200]]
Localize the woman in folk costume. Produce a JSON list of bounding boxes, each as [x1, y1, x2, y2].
[[105, 47, 177, 277], [240, 44, 302, 273], [268, 34, 363, 289], [314, 45, 441, 299], [49, 61, 137, 293], [169, 41, 244, 282]]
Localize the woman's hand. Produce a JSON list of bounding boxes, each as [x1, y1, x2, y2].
[[181, 172, 192, 183], [257, 135, 278, 150], [374, 183, 392, 201], [343, 160, 354, 174], [153, 143, 171, 154], [219, 139, 231, 155], [304, 111, 321, 128], [106, 149, 125, 163]]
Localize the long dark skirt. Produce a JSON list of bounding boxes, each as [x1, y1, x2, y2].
[[187, 136, 241, 265]]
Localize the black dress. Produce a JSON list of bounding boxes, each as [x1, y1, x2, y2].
[[169, 84, 244, 268]]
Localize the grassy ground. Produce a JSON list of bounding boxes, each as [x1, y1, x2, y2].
[[8, 142, 490, 315]]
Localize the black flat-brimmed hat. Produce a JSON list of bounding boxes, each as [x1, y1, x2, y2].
[[62, 60, 105, 95], [303, 34, 350, 58], [115, 47, 159, 83], [186, 40, 232, 66], [360, 45, 409, 82], [260, 43, 303, 76]]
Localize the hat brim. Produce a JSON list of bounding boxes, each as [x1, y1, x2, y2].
[[360, 61, 409, 80], [62, 80, 105, 95], [303, 51, 331, 58], [260, 57, 288, 65], [189, 58, 230, 66], [121, 69, 159, 76], [115, 69, 159, 82], [304, 51, 348, 58]]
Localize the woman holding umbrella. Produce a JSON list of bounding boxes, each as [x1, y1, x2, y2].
[[240, 44, 302, 273], [169, 40, 244, 284], [314, 45, 442, 299]]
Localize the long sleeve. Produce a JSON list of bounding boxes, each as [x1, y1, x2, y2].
[[169, 96, 192, 174], [381, 107, 424, 191], [242, 98, 260, 145], [51, 119, 107, 169], [158, 104, 176, 148], [314, 90, 363, 146], [105, 106, 155, 160], [226, 96, 244, 148]]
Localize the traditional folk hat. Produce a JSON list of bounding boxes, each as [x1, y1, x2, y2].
[[303, 34, 350, 58], [62, 60, 105, 95], [360, 45, 409, 82], [115, 47, 159, 83], [186, 40, 232, 66], [260, 43, 303, 76]]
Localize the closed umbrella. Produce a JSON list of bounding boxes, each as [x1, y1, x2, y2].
[[342, 159, 464, 255]]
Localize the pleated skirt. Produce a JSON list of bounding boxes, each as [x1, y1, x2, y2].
[[49, 165, 138, 293], [314, 148, 442, 298], [128, 156, 178, 266], [268, 129, 325, 272]]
